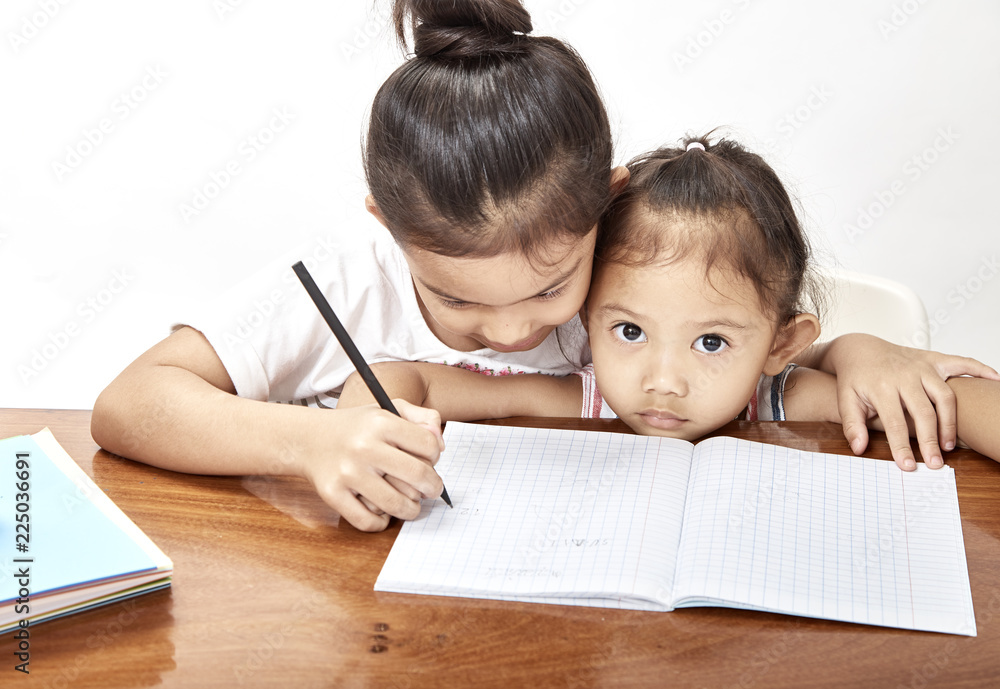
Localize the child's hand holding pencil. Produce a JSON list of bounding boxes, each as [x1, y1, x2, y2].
[[292, 261, 453, 530], [291, 401, 446, 531]]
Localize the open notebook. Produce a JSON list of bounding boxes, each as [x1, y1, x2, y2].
[[376, 423, 976, 636], [1, 429, 173, 634]]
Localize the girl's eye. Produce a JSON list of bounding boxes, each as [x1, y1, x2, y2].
[[612, 322, 646, 343], [440, 298, 470, 309], [694, 334, 728, 354], [440, 286, 565, 309]]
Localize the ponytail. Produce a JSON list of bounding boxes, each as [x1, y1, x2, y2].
[[599, 134, 814, 322], [393, 0, 532, 59], [365, 0, 613, 260]]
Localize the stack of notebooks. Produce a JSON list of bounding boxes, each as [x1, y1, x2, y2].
[[376, 422, 977, 636], [1, 429, 172, 634]]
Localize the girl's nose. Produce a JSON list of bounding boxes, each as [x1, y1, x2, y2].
[[641, 353, 689, 397], [481, 317, 535, 349]]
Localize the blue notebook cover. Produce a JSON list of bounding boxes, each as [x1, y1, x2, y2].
[[1, 429, 172, 632]]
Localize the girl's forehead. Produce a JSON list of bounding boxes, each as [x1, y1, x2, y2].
[[593, 255, 765, 314], [403, 231, 597, 305]]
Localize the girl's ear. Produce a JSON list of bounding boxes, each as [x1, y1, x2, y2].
[[610, 166, 630, 196], [365, 195, 389, 228], [763, 313, 822, 376]]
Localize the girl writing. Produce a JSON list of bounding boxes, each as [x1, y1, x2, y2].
[[93, 1, 996, 532]]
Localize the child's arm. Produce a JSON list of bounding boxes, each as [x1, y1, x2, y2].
[[797, 334, 1000, 469], [337, 362, 584, 420], [91, 326, 446, 532], [944, 377, 1000, 459], [782, 365, 1000, 466]]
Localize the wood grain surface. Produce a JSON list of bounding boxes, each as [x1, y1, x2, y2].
[[2, 409, 998, 689]]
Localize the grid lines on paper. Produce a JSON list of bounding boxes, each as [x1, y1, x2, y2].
[[670, 437, 972, 633], [375, 423, 694, 610]]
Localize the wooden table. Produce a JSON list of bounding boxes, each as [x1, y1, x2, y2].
[[2, 409, 999, 688]]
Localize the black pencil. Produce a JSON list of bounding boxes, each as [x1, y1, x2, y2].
[[292, 261, 453, 508]]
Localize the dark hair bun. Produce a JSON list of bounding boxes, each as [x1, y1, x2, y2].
[[393, 0, 533, 59]]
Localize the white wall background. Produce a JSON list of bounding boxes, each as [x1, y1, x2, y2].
[[1, 0, 997, 410]]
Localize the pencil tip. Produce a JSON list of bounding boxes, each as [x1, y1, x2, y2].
[[441, 486, 454, 508]]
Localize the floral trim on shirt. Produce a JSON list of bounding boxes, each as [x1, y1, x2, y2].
[[445, 362, 528, 377]]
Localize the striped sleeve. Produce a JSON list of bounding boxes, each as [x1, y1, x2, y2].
[[572, 364, 618, 419], [746, 364, 799, 422]]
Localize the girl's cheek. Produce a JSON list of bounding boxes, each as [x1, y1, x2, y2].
[[427, 308, 466, 332], [554, 299, 587, 324]]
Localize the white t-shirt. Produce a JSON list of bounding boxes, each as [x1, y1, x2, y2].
[[179, 232, 591, 405]]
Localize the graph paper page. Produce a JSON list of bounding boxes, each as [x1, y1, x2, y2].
[[671, 436, 976, 636], [375, 423, 693, 610]]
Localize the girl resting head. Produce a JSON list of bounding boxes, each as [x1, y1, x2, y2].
[[585, 135, 822, 439]]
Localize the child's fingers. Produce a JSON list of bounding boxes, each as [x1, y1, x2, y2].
[[898, 386, 944, 469], [352, 471, 424, 520], [394, 399, 445, 453], [359, 477, 425, 521], [376, 411, 442, 469], [932, 355, 1000, 382], [836, 390, 873, 457], [880, 410, 918, 471], [358, 494, 385, 515], [313, 405, 446, 525], [316, 471, 420, 528], [308, 461, 437, 528], [334, 494, 392, 532], [917, 375, 958, 464], [355, 412, 444, 499], [376, 445, 445, 501], [420, 422, 445, 453], [856, 386, 923, 471], [384, 474, 423, 501], [922, 375, 958, 452], [837, 378, 923, 471]]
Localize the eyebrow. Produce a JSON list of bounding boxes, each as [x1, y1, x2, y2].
[[419, 256, 583, 305], [597, 302, 645, 321], [598, 302, 748, 331], [690, 319, 748, 331]]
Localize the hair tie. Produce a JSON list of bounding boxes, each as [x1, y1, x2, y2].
[[686, 141, 706, 152]]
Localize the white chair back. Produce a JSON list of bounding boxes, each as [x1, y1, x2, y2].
[[809, 267, 930, 349]]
